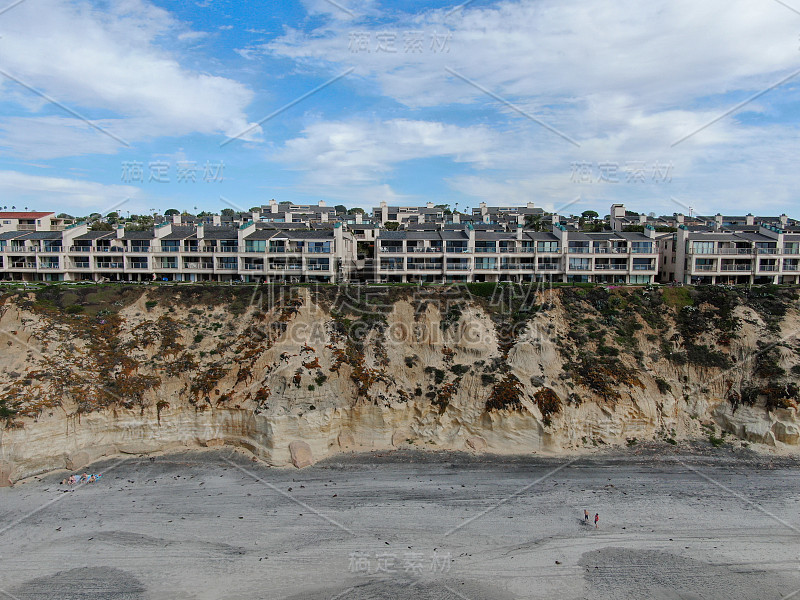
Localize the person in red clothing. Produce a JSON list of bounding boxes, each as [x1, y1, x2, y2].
[[594, 513, 599, 528]]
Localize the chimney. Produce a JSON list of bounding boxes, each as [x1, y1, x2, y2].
[[355, 212, 362, 224], [172, 214, 181, 225], [252, 209, 261, 221], [426, 202, 434, 209], [196, 223, 204, 240], [270, 199, 278, 214], [516, 224, 523, 240], [453, 213, 460, 224], [318, 200, 327, 207], [676, 213, 685, 224], [321, 211, 329, 223], [212, 215, 221, 226], [746, 213, 755, 226], [639, 214, 647, 224], [116, 225, 125, 239]]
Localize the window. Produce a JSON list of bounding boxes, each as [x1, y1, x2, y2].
[[129, 258, 148, 269], [474, 257, 497, 269], [569, 258, 591, 270], [537, 241, 559, 253], [631, 241, 653, 253], [692, 241, 715, 254], [246, 240, 267, 252]]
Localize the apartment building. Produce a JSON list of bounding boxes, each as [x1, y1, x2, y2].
[[0, 221, 356, 283], [662, 224, 800, 285], [374, 222, 659, 283], [0, 211, 73, 233]]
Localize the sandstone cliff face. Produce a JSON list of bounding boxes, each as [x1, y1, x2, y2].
[[0, 283, 798, 482]]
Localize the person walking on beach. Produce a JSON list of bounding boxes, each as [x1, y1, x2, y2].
[[594, 513, 599, 528], [584, 510, 589, 523]]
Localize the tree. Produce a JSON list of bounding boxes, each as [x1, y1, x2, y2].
[[220, 208, 236, 217], [249, 207, 261, 212], [334, 204, 347, 214], [581, 210, 599, 220], [164, 208, 180, 216], [90, 222, 113, 231], [56, 213, 72, 219], [525, 214, 543, 232], [347, 207, 365, 215], [384, 221, 400, 231]]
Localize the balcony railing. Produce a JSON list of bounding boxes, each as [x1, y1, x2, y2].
[[568, 247, 591, 253], [595, 264, 628, 270], [445, 264, 470, 270], [306, 264, 330, 271], [407, 264, 442, 270], [568, 265, 592, 271], [537, 264, 559, 270], [445, 247, 469, 253], [784, 264, 799, 271], [474, 247, 497, 253], [757, 248, 779, 255], [720, 264, 752, 271], [216, 264, 237, 269], [693, 264, 716, 271], [784, 248, 800, 255], [758, 265, 778, 271], [219, 246, 239, 253]]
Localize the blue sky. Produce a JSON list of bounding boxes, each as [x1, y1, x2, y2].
[[1, 0, 799, 218]]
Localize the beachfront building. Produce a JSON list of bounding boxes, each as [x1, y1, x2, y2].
[[0, 211, 73, 233], [374, 222, 660, 283], [0, 221, 357, 283], [662, 225, 800, 285]]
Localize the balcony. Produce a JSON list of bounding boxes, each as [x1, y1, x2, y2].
[[537, 263, 559, 270], [216, 264, 238, 270], [720, 264, 752, 271], [157, 246, 181, 253], [218, 246, 239, 253], [568, 265, 592, 271], [128, 264, 149, 270], [693, 264, 716, 271], [406, 264, 442, 270], [757, 248, 779, 255], [38, 263, 61, 270], [16, 224, 35, 231], [498, 247, 518, 253], [445, 247, 469, 254], [595, 264, 628, 270], [445, 264, 470, 270], [96, 263, 124, 270], [11, 263, 36, 269], [785, 248, 800, 255], [380, 264, 404, 271], [41, 247, 63, 253], [244, 264, 264, 271], [758, 265, 778, 272], [306, 264, 330, 271], [568, 247, 591, 254], [784, 264, 799, 271], [305, 247, 331, 254], [474, 247, 497, 253], [183, 263, 214, 270], [380, 247, 403, 254]]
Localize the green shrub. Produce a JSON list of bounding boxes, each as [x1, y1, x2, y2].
[[193, 333, 204, 344], [145, 300, 158, 310], [451, 364, 470, 376]]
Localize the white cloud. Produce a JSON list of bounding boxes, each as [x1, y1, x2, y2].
[[0, 170, 146, 213], [0, 0, 260, 157], [274, 118, 500, 185]]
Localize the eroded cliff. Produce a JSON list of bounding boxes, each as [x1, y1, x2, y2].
[[1, 283, 799, 482]]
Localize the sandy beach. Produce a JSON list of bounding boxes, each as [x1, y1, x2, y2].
[[1, 445, 798, 599]]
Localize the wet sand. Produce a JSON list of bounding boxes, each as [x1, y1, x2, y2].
[[1, 446, 798, 599]]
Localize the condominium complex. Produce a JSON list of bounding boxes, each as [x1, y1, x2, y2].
[[0, 218, 355, 283], [375, 223, 659, 283], [0, 204, 797, 285], [662, 225, 800, 285]]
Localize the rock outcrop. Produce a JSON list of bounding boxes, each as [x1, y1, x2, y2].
[[0, 283, 798, 482]]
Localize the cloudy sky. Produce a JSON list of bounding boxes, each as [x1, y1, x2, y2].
[[0, 0, 799, 217]]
